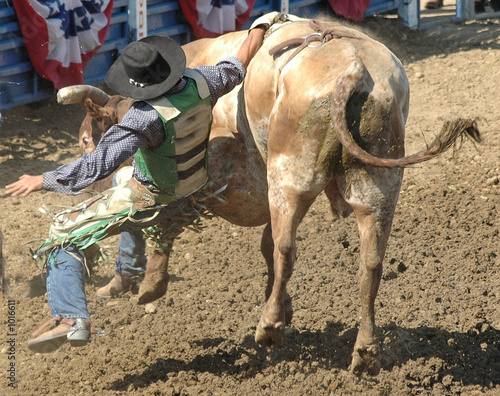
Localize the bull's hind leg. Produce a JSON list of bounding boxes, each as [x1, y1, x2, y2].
[[260, 223, 293, 325], [344, 167, 403, 376], [255, 188, 317, 346]]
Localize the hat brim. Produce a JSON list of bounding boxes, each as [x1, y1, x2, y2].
[[105, 36, 186, 101]]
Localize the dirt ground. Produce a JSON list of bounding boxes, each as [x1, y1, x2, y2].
[[0, 14, 499, 396]]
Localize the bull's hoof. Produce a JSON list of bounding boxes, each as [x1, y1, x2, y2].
[[137, 280, 168, 305], [255, 320, 285, 346], [349, 342, 381, 376]]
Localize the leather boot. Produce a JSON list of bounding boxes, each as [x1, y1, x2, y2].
[[28, 317, 91, 353], [96, 272, 142, 299]]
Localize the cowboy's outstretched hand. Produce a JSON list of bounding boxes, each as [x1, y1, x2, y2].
[[5, 174, 44, 197]]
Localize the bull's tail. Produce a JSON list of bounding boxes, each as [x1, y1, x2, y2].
[[330, 60, 482, 168]]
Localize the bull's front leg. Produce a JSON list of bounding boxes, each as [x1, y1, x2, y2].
[[136, 202, 197, 305], [137, 245, 172, 305]]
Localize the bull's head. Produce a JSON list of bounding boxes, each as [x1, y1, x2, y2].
[[57, 85, 132, 154], [57, 85, 134, 203]]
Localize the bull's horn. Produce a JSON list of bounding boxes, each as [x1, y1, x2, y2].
[[57, 85, 110, 106]]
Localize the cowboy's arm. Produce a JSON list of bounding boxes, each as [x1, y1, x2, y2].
[[5, 132, 140, 197], [5, 175, 44, 197], [42, 134, 142, 195], [194, 28, 266, 106], [194, 12, 284, 105], [236, 26, 266, 69], [6, 105, 163, 197], [236, 11, 286, 68], [43, 106, 162, 195]]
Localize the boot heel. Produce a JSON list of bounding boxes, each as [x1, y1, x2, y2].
[[68, 329, 90, 347], [69, 338, 89, 347], [67, 318, 91, 347]]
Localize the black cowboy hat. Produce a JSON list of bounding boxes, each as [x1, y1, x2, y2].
[[105, 35, 186, 100]]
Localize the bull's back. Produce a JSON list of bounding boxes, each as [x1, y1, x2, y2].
[[183, 21, 408, 125], [184, 20, 409, 167], [243, 21, 409, 162], [183, 31, 247, 67], [247, 21, 408, 113]]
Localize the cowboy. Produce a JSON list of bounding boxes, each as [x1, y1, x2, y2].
[[6, 12, 281, 353]]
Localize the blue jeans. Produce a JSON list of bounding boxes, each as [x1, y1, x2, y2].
[[116, 226, 147, 278], [113, 172, 147, 279], [46, 244, 90, 319], [46, 227, 146, 319]]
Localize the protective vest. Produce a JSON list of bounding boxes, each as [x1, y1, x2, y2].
[[134, 69, 213, 197]]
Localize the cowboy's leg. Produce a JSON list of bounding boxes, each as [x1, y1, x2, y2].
[[114, 164, 147, 279], [28, 244, 92, 353], [97, 196, 188, 299], [97, 169, 148, 297], [47, 244, 90, 318], [115, 226, 147, 279], [96, 227, 146, 298]]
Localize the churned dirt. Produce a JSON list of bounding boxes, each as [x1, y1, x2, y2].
[[0, 14, 499, 396]]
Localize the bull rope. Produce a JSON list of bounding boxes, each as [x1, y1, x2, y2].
[[269, 19, 360, 66]]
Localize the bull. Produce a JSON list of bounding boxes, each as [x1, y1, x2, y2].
[[56, 18, 480, 376]]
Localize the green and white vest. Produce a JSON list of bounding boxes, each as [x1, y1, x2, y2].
[[134, 69, 213, 197]]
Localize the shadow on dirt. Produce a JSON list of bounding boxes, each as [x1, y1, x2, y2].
[[110, 320, 500, 391], [381, 321, 500, 386]]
